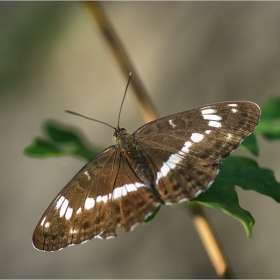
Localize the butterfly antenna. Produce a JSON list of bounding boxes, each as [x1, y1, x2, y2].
[[64, 110, 115, 130], [117, 72, 132, 129]]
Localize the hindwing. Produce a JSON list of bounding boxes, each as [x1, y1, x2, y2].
[[32, 146, 160, 251]]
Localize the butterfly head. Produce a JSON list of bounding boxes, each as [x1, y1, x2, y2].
[[114, 127, 139, 155], [113, 127, 128, 140]]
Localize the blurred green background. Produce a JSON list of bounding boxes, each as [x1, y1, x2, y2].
[[1, 2, 280, 278]]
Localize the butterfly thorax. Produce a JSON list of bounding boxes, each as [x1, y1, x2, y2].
[[114, 128, 140, 158], [114, 127, 156, 188]]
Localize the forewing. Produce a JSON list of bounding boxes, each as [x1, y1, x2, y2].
[[133, 101, 260, 203], [32, 146, 160, 251]]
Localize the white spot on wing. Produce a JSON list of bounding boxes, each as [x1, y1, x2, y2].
[[156, 163, 170, 182], [112, 183, 145, 200], [191, 133, 204, 143], [65, 207, 73, 220], [105, 236, 115, 240], [227, 103, 237, 107], [95, 231, 104, 239], [205, 130, 211, 134], [177, 197, 188, 204], [130, 222, 140, 232], [201, 108, 216, 114], [156, 154, 182, 183], [165, 201, 173, 205], [59, 199, 69, 217], [181, 141, 192, 153], [96, 195, 108, 203], [45, 222, 50, 228], [95, 235, 103, 240], [208, 121, 222, 128], [76, 207, 82, 214], [41, 217, 46, 226], [202, 114, 222, 121], [168, 119, 176, 128], [84, 171, 91, 180], [84, 197, 95, 210], [194, 189, 204, 198], [200, 105, 211, 110], [231, 108, 238, 113], [168, 154, 182, 167], [55, 196, 65, 209], [227, 133, 232, 139], [112, 187, 122, 200]]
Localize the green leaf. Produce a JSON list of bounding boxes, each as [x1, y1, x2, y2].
[[222, 156, 280, 203], [23, 121, 101, 161], [43, 121, 81, 144], [255, 96, 280, 140], [193, 175, 254, 237], [255, 119, 280, 140], [260, 96, 280, 120], [24, 97, 280, 238], [143, 205, 161, 224], [193, 155, 280, 236], [240, 132, 259, 156], [24, 138, 66, 157]]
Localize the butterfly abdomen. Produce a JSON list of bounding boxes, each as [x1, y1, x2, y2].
[[115, 128, 158, 193]]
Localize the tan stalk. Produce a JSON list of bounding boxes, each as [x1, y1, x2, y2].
[[84, 1, 157, 123], [83, 2, 233, 278]]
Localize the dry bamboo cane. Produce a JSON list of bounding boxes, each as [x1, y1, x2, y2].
[[83, 2, 233, 278]]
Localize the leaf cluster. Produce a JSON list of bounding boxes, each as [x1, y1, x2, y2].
[[24, 97, 280, 236]]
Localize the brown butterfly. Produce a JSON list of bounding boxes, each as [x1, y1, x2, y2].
[[32, 76, 260, 251]]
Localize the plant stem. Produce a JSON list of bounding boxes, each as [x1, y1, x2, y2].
[[83, 2, 233, 278], [189, 202, 234, 278], [84, 1, 158, 123]]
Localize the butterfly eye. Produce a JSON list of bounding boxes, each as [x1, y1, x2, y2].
[[120, 128, 127, 133]]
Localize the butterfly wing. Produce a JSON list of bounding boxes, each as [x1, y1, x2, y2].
[[133, 101, 260, 204], [32, 146, 161, 251]]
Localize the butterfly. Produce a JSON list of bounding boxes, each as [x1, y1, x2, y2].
[[32, 79, 260, 251]]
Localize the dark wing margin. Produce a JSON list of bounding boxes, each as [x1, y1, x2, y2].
[[32, 146, 160, 251], [133, 101, 260, 204]]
